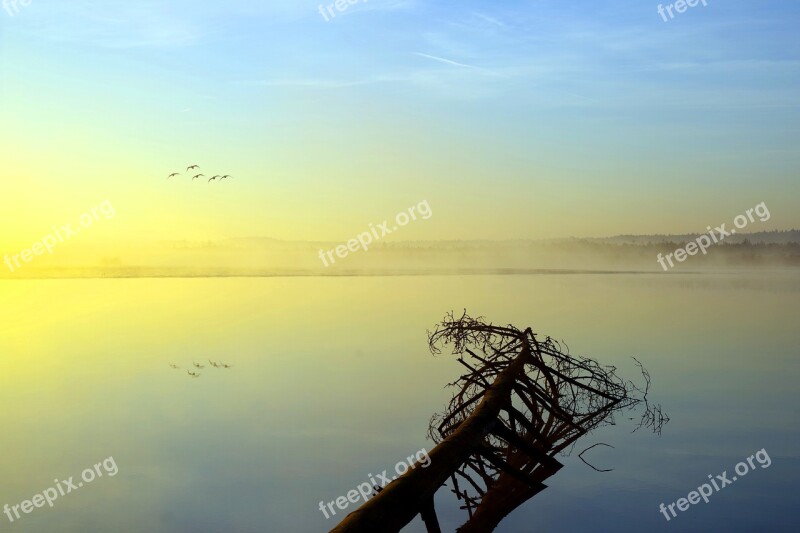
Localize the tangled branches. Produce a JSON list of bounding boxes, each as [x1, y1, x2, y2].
[[427, 311, 668, 531], [331, 311, 668, 533]]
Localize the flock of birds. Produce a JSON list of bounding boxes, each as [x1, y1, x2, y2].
[[170, 360, 233, 378], [167, 165, 233, 183], [165, 164, 234, 377]]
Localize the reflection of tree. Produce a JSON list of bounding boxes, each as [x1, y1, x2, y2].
[[331, 311, 667, 533]]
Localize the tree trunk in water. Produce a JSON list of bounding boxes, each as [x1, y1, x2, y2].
[[329, 344, 532, 533]]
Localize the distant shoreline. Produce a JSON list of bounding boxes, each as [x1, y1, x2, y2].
[[2, 267, 797, 281]]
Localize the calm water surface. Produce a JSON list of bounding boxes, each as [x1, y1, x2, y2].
[[1, 273, 798, 532]]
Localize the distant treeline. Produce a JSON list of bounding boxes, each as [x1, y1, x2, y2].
[[364, 236, 800, 267], [586, 230, 800, 246]]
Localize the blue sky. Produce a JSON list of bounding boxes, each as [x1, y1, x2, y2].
[[1, 0, 798, 241]]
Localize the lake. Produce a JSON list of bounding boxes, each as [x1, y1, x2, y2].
[[1, 273, 798, 532]]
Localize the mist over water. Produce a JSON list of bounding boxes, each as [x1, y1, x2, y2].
[[3, 235, 799, 279]]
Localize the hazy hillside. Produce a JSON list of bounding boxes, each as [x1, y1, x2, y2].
[[3, 231, 800, 278], [587, 230, 800, 245]]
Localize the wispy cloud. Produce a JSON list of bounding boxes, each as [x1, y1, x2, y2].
[[471, 12, 505, 28], [413, 52, 502, 77], [236, 74, 409, 89], [11, 2, 203, 48]]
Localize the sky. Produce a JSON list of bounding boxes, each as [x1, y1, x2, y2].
[[1, 0, 799, 248]]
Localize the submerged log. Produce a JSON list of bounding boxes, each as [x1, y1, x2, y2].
[[330, 311, 667, 533]]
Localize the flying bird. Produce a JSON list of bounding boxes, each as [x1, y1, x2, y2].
[[167, 173, 180, 179], [192, 174, 205, 180], [187, 165, 200, 171], [169, 363, 180, 369], [208, 176, 217, 183], [193, 362, 205, 369], [222, 364, 233, 369], [188, 371, 201, 378], [220, 175, 232, 180]]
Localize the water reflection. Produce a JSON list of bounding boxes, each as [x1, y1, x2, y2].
[[0, 273, 797, 532]]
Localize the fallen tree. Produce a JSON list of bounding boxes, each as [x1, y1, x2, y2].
[[331, 311, 667, 533]]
